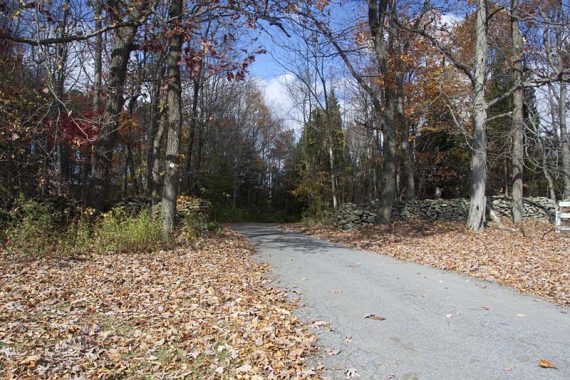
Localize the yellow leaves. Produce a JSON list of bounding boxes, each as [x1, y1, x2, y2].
[[539, 359, 557, 369], [18, 355, 41, 368]]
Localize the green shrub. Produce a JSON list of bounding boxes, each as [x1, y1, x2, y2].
[[59, 209, 94, 257], [4, 197, 59, 256], [206, 221, 223, 233], [93, 207, 164, 254]]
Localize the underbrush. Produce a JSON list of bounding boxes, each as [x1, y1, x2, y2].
[[2, 198, 168, 257], [93, 208, 164, 254], [2, 196, 232, 257], [3, 198, 59, 256]]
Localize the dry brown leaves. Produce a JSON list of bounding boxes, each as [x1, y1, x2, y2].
[[284, 220, 570, 306], [0, 230, 318, 379]]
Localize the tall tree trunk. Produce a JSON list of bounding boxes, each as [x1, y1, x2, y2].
[[561, 84, 570, 199], [92, 0, 102, 115], [193, 123, 204, 195], [368, 0, 396, 224], [511, 0, 524, 224], [146, 51, 166, 197], [552, 1, 570, 199], [467, 0, 488, 231], [53, 1, 70, 196], [122, 145, 128, 197], [377, 94, 397, 223], [185, 79, 200, 193], [396, 73, 415, 200], [146, 80, 161, 196], [92, 25, 138, 210], [90, 0, 103, 205], [327, 131, 338, 213], [151, 116, 165, 209], [161, 0, 184, 238]]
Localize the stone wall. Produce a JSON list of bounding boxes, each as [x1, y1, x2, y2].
[[336, 197, 557, 230]]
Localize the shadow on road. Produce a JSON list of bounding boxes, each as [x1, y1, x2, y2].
[[234, 224, 344, 254]]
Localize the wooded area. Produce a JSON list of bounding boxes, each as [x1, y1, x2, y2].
[[1, 0, 569, 238], [1, 1, 569, 377]]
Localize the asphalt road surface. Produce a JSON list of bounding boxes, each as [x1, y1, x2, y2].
[[235, 224, 570, 380]]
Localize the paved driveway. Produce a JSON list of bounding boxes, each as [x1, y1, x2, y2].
[[236, 224, 570, 380]]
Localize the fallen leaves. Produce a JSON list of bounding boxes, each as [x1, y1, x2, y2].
[[344, 367, 360, 378], [0, 230, 319, 378], [363, 314, 386, 321], [539, 359, 558, 369], [284, 220, 570, 306], [312, 320, 333, 331]]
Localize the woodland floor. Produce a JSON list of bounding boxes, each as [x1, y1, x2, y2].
[[0, 231, 319, 379], [284, 220, 570, 307]]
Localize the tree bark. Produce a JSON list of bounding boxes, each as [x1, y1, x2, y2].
[[91, 24, 138, 210], [185, 78, 200, 193], [146, 79, 161, 196], [378, 94, 397, 223], [161, 0, 184, 238], [511, 0, 524, 224], [368, 0, 397, 224], [467, 0, 488, 231], [327, 123, 338, 213], [193, 123, 204, 195], [396, 72, 415, 200], [52, 0, 70, 196], [151, 115, 165, 209], [561, 83, 570, 199], [90, 0, 103, 205], [92, 0, 102, 116], [145, 50, 166, 197]]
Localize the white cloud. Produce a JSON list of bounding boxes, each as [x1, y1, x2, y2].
[[256, 73, 300, 129], [259, 73, 295, 109]]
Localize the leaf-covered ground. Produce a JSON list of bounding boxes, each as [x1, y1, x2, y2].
[[284, 220, 570, 307], [0, 230, 318, 379]]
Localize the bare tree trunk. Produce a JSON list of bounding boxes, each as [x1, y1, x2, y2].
[[193, 124, 204, 195], [161, 0, 184, 238], [560, 83, 570, 199], [122, 145, 128, 197], [396, 73, 415, 200], [90, 0, 103, 205], [511, 0, 524, 224], [538, 136, 557, 201], [467, 0, 488, 231], [92, 25, 137, 210], [368, 0, 396, 224], [52, 0, 70, 196], [145, 50, 166, 197], [377, 94, 397, 223], [327, 126, 338, 213], [127, 144, 139, 194], [92, 0, 102, 115], [146, 80, 161, 196], [185, 79, 200, 193], [151, 117, 165, 209]]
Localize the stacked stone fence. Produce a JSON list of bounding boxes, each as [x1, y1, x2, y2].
[[336, 197, 557, 230]]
